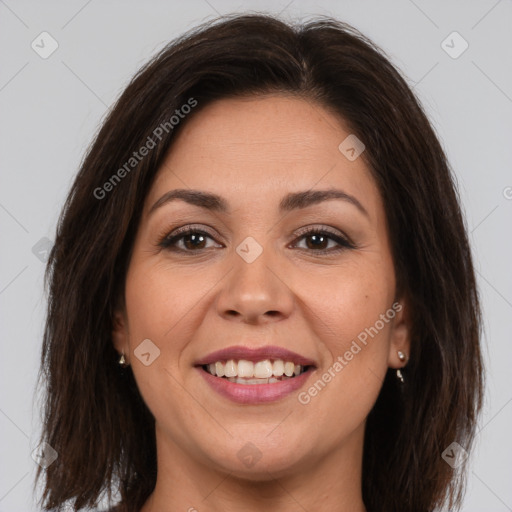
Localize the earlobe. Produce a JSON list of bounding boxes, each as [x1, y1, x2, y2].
[[112, 309, 129, 357], [388, 299, 411, 369]]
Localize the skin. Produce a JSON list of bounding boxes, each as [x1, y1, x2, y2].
[[112, 94, 411, 512]]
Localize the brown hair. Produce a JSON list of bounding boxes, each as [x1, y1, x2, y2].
[[35, 13, 484, 512]]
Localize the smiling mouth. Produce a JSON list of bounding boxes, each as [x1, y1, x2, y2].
[[201, 358, 312, 385]]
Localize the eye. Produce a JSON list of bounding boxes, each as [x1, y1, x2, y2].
[[291, 226, 355, 254], [159, 225, 222, 252]]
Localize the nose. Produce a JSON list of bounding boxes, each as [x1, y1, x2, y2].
[[215, 246, 294, 325]]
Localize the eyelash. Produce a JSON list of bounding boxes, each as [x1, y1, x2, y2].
[[158, 224, 355, 255]]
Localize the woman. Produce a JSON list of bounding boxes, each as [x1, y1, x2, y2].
[[35, 13, 484, 512]]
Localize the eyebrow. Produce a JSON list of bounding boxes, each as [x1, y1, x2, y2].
[[148, 188, 369, 217]]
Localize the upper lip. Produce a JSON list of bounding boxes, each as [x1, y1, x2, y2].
[[195, 345, 316, 367]]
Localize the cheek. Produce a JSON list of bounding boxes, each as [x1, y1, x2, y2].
[[122, 262, 205, 429], [294, 257, 395, 421], [300, 258, 395, 357], [124, 260, 207, 346]]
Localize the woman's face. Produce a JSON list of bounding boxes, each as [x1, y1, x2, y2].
[[113, 95, 410, 478]]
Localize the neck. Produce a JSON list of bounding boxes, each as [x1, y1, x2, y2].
[[140, 423, 367, 512]]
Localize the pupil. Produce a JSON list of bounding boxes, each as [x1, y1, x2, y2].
[[308, 234, 327, 250], [185, 234, 205, 250]]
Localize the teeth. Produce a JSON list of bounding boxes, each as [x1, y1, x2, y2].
[[237, 360, 254, 378], [284, 361, 294, 377], [205, 358, 306, 379], [224, 359, 237, 377], [215, 361, 225, 377], [234, 376, 293, 385], [272, 360, 284, 376], [254, 360, 273, 378], [237, 377, 260, 384]]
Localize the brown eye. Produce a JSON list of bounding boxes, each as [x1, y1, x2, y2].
[[160, 228, 221, 252], [292, 227, 354, 254]]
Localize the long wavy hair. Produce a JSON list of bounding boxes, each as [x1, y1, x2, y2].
[[35, 13, 484, 512]]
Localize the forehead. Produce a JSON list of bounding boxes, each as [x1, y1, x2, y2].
[[146, 94, 381, 219]]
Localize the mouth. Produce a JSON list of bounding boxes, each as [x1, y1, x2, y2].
[[201, 359, 312, 384], [195, 345, 317, 403]]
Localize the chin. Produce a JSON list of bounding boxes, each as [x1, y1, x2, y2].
[[201, 435, 312, 480]]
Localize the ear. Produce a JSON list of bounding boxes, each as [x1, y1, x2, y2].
[[387, 298, 411, 369], [112, 307, 130, 363]]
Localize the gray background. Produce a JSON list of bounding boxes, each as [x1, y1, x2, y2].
[[1, 0, 511, 510]]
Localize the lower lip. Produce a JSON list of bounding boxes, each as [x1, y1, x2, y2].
[[197, 367, 315, 404]]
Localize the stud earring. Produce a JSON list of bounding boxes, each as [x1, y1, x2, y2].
[[396, 350, 407, 383], [118, 352, 129, 368]]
